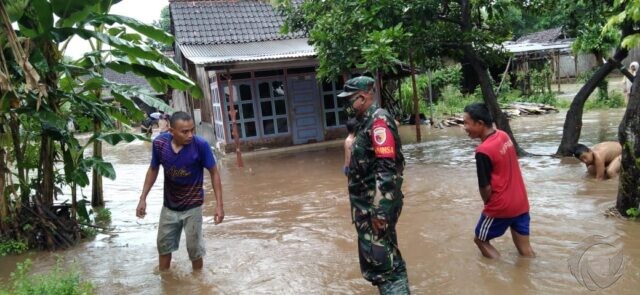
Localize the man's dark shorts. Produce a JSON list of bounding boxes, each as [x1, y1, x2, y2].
[[475, 212, 530, 241]]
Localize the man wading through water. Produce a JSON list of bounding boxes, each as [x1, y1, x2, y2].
[[136, 111, 224, 271], [339, 76, 410, 294], [462, 103, 535, 259]]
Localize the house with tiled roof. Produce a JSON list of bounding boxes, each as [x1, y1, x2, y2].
[[169, 0, 351, 151], [102, 68, 166, 115]]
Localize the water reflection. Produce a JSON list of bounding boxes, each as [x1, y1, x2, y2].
[[1, 109, 638, 294]]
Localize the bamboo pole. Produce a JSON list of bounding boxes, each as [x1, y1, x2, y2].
[[496, 57, 512, 94], [556, 49, 561, 92], [0, 147, 8, 233], [409, 53, 421, 141], [226, 69, 244, 167], [427, 70, 434, 126]]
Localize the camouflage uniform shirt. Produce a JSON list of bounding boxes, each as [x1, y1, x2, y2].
[[347, 103, 408, 286]]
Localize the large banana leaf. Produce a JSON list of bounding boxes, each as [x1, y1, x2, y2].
[[90, 14, 174, 45], [91, 132, 149, 146], [80, 156, 115, 180], [17, 0, 53, 38], [51, 0, 101, 27]]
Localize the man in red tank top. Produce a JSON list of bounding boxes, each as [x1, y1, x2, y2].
[[462, 103, 535, 259]]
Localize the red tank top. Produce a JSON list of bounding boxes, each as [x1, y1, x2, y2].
[[476, 130, 529, 218]]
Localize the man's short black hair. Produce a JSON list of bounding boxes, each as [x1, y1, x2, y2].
[[463, 102, 494, 127], [572, 144, 591, 158], [346, 118, 357, 133], [170, 111, 192, 128]]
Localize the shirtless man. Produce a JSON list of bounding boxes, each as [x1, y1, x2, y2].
[[572, 141, 622, 180]]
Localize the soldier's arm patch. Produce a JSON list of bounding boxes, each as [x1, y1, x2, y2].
[[372, 118, 395, 158]]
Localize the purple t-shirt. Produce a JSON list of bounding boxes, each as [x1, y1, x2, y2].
[[151, 133, 216, 211]]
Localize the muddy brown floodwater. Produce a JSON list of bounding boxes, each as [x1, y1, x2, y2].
[[1, 109, 639, 294]]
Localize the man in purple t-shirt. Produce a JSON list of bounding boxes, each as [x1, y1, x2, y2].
[[136, 111, 224, 271]]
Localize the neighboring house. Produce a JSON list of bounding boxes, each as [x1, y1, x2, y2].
[[501, 27, 594, 80], [503, 27, 640, 80], [169, 0, 354, 151], [103, 68, 165, 115]]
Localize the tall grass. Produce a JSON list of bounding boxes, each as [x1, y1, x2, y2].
[[0, 258, 94, 295]]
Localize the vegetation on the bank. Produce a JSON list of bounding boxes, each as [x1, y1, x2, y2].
[[0, 239, 28, 256], [0, 0, 201, 252], [393, 63, 625, 122], [0, 258, 94, 295]]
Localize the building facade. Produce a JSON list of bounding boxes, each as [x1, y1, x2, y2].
[[169, 0, 366, 151]]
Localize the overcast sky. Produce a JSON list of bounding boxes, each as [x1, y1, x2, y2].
[[64, 0, 169, 58]]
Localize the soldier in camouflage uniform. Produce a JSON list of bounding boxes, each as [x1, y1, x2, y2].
[[338, 76, 409, 294]]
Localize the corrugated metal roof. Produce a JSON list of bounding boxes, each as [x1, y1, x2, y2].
[[516, 27, 566, 43], [502, 40, 573, 55], [179, 38, 315, 65]]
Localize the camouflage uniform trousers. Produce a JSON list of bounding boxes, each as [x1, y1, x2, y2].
[[351, 198, 410, 294]]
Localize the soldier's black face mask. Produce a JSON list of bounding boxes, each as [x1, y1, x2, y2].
[[343, 95, 360, 118]]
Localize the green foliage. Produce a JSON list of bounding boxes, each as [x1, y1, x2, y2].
[[432, 86, 483, 117], [0, 258, 94, 295], [80, 225, 98, 239], [539, 1, 618, 56], [395, 63, 567, 120], [585, 91, 625, 110], [605, 0, 640, 49], [571, 23, 619, 56], [276, 0, 516, 80], [576, 68, 610, 100], [428, 66, 463, 94], [498, 89, 562, 106], [0, 0, 201, 248], [0, 239, 28, 256], [528, 66, 553, 94], [396, 65, 463, 115], [360, 24, 410, 75], [150, 5, 171, 51], [627, 208, 640, 220], [93, 207, 111, 226], [76, 199, 91, 224]]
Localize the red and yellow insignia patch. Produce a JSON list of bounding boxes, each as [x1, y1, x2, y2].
[[372, 118, 395, 158]]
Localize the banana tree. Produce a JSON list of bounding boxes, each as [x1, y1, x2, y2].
[[0, 0, 202, 249]]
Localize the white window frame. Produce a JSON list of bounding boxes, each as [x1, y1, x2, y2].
[[256, 78, 289, 137]]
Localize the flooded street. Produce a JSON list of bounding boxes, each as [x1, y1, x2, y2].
[[2, 109, 639, 294]]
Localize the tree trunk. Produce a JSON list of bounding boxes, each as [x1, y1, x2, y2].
[[38, 41, 61, 207], [8, 113, 28, 203], [616, 69, 640, 216], [409, 53, 421, 141], [556, 48, 629, 156], [459, 0, 525, 156], [466, 52, 527, 156], [38, 135, 55, 206], [0, 147, 8, 234], [594, 52, 604, 67], [71, 183, 77, 219], [92, 119, 104, 207]]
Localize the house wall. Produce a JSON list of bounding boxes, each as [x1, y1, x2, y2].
[[557, 54, 597, 78], [195, 65, 214, 124], [512, 46, 640, 80], [171, 45, 190, 112], [560, 46, 640, 78], [204, 61, 350, 152]]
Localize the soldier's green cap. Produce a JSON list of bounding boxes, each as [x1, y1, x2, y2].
[[337, 76, 375, 98]]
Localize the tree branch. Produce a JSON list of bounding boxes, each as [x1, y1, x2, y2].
[[436, 16, 463, 26]]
